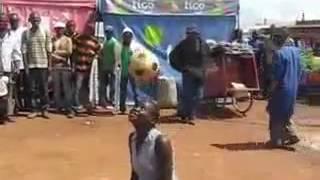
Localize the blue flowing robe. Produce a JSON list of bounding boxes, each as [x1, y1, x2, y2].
[[267, 46, 302, 121]]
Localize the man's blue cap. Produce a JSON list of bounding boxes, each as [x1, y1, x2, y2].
[[186, 25, 200, 34], [104, 25, 114, 32]]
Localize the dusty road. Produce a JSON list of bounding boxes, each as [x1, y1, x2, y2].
[[0, 101, 319, 180]]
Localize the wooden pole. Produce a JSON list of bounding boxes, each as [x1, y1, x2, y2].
[[237, 4, 240, 29]]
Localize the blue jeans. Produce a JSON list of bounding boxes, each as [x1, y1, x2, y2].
[[52, 69, 73, 112], [182, 73, 202, 119], [74, 71, 90, 108], [120, 75, 138, 112]]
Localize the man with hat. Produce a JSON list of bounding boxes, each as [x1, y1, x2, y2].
[[266, 27, 301, 148], [99, 25, 120, 109], [170, 25, 209, 121], [51, 21, 74, 118], [119, 27, 139, 114]]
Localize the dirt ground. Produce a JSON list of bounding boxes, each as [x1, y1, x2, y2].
[[0, 101, 320, 180]]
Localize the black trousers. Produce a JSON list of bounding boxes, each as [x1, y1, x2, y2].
[[99, 70, 115, 106], [52, 69, 73, 112], [16, 70, 32, 110], [120, 75, 138, 112], [28, 68, 49, 112]]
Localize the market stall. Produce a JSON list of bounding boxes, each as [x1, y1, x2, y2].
[[300, 50, 320, 105]]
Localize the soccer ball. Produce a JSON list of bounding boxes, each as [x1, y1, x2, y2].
[[129, 49, 160, 84]]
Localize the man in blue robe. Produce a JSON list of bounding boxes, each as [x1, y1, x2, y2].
[[267, 28, 301, 148]]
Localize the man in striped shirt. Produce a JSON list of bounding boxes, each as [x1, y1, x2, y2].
[[22, 12, 52, 119], [73, 23, 101, 113]]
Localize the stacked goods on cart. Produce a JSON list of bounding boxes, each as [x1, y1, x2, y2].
[[301, 50, 320, 105], [301, 50, 320, 73], [208, 41, 253, 57], [301, 50, 320, 85]]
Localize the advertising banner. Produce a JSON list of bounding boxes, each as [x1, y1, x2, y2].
[[105, 0, 239, 16], [103, 15, 236, 77]]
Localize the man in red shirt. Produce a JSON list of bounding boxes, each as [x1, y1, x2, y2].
[[72, 23, 101, 113]]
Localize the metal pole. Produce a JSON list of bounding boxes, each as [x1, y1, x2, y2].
[[237, 4, 240, 29]]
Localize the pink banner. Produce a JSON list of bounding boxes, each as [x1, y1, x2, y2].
[[3, 0, 96, 33], [3, 0, 95, 8]]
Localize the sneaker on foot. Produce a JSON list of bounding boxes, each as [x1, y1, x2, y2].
[[106, 105, 115, 110], [41, 111, 49, 119], [66, 112, 75, 119], [265, 140, 284, 149], [74, 105, 84, 111], [6, 117, 15, 123], [27, 112, 38, 119], [284, 136, 300, 146], [95, 106, 104, 110]]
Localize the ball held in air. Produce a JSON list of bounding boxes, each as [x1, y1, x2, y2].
[[129, 50, 160, 83]]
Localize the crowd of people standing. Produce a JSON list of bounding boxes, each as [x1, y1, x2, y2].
[[0, 11, 142, 124]]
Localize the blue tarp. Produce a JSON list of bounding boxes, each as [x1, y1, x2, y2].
[[103, 14, 236, 78], [99, 0, 237, 101]]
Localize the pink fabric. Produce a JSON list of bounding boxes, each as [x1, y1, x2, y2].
[[3, 0, 95, 8], [3, 0, 96, 33]]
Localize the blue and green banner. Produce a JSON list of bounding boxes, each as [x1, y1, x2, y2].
[[105, 0, 239, 16], [103, 15, 236, 77], [100, 0, 237, 100]]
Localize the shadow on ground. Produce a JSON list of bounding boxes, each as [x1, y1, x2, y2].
[[158, 105, 242, 125], [158, 116, 196, 126], [195, 102, 244, 120], [196, 107, 243, 120], [211, 142, 296, 152]]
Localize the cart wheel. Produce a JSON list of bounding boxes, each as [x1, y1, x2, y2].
[[232, 92, 254, 114], [215, 97, 226, 109]]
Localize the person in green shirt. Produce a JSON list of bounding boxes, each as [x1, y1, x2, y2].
[[99, 26, 120, 108], [119, 28, 138, 114]]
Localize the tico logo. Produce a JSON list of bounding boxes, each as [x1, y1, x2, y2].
[[132, 0, 155, 11], [185, 0, 206, 11]]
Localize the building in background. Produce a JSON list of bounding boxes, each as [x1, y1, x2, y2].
[[289, 20, 320, 51]]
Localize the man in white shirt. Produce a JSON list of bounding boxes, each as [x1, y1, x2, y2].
[[0, 16, 21, 74], [0, 13, 21, 124], [8, 13, 29, 111]]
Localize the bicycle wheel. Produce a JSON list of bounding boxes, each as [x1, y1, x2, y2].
[[232, 92, 254, 114]]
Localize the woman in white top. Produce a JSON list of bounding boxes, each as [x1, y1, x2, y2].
[[128, 100, 177, 180]]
